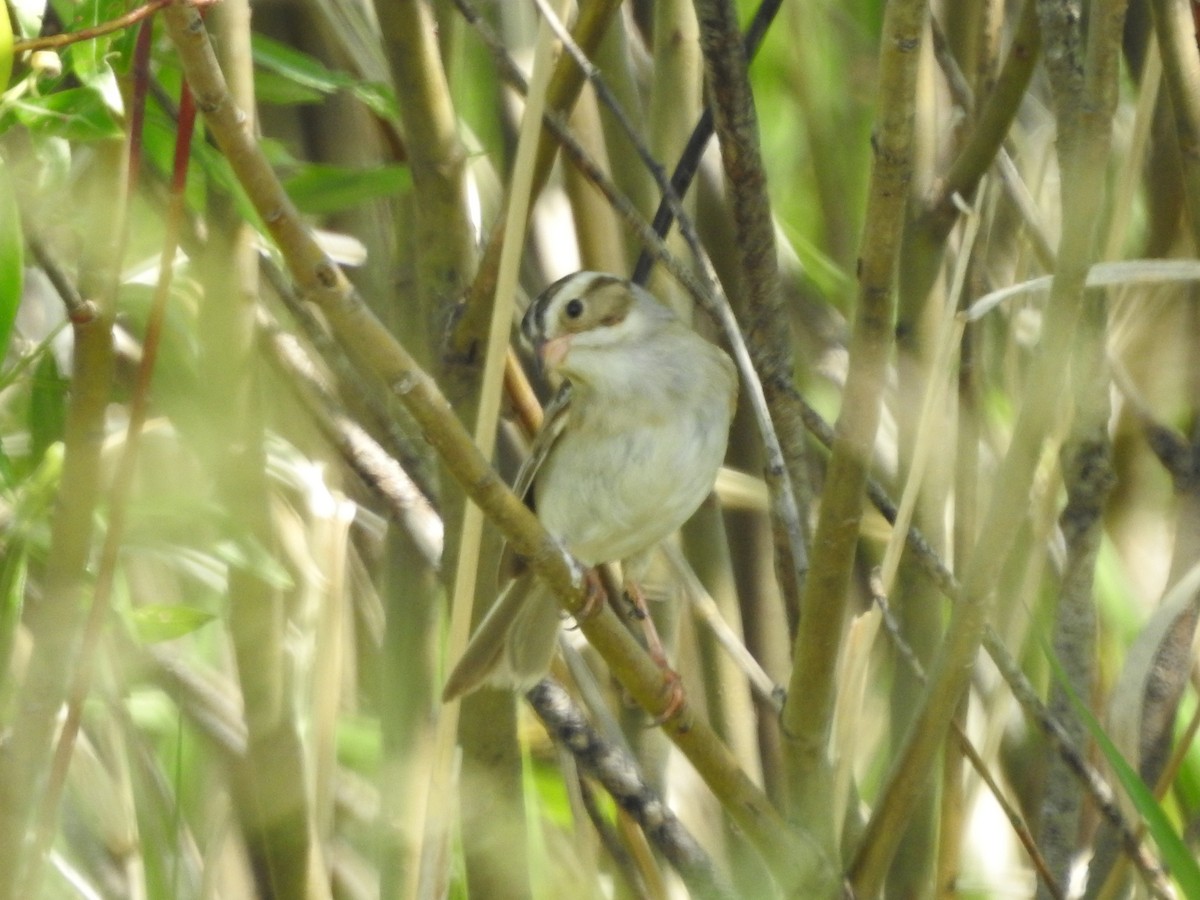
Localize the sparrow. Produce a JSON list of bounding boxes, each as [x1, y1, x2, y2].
[[442, 271, 738, 700]]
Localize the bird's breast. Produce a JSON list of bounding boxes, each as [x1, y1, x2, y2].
[[535, 381, 732, 565]]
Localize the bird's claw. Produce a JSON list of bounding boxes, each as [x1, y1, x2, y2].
[[650, 667, 686, 727], [576, 568, 607, 621]]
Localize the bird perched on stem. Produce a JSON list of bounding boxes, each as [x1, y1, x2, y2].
[[442, 271, 737, 702]]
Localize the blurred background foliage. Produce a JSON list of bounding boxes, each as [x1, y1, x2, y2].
[[0, 0, 1196, 898]]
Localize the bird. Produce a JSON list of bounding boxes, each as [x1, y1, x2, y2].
[[441, 271, 738, 701]]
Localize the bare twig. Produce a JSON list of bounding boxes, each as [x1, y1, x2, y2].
[[11, 0, 212, 53], [527, 680, 738, 900]]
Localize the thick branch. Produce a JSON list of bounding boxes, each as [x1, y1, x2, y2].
[[779, 0, 925, 850]]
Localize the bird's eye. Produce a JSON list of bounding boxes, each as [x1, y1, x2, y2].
[[564, 298, 584, 319]]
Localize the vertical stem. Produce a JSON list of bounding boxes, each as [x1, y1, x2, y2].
[[449, 0, 625, 359], [779, 0, 926, 852], [1037, 294, 1112, 894], [0, 81, 125, 900], [646, 0, 703, 308], [378, 0, 476, 358], [1149, 0, 1200, 252], [203, 4, 328, 897], [692, 0, 812, 678]]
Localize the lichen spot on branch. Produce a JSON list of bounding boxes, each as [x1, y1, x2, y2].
[[392, 371, 420, 395]]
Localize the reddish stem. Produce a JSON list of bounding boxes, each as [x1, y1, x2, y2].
[[11, 0, 217, 54]]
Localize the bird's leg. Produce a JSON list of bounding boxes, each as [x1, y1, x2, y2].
[[624, 578, 685, 724], [621, 579, 664, 661], [574, 567, 607, 621]]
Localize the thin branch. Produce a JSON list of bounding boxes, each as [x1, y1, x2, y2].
[[26, 236, 89, 321], [630, 0, 783, 285], [901, 0, 1043, 311], [527, 680, 738, 900], [256, 308, 442, 569], [10, 0, 205, 53], [447, 0, 624, 360], [694, 0, 814, 637], [260, 255, 439, 505]]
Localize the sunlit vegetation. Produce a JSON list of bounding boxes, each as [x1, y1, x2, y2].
[[0, 1, 1197, 898]]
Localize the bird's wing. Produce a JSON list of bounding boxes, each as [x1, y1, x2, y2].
[[512, 382, 572, 502], [441, 575, 529, 700], [498, 382, 572, 583], [442, 384, 574, 701]]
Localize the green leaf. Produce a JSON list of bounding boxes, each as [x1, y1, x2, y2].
[[1044, 641, 1200, 898], [252, 33, 354, 95], [349, 81, 400, 122], [1091, 719, 1200, 898], [253, 70, 329, 107], [251, 33, 399, 120], [0, 2, 12, 91], [29, 352, 68, 464], [129, 603, 217, 644], [283, 163, 411, 215], [212, 535, 293, 590], [9, 86, 123, 141], [0, 158, 22, 361]]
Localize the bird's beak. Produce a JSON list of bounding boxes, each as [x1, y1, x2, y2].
[[536, 334, 571, 372]]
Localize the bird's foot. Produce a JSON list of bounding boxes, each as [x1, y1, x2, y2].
[[623, 580, 668, 661], [572, 567, 607, 623], [650, 666, 686, 726], [624, 579, 686, 725]]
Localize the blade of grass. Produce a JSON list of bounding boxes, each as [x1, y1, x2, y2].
[[1043, 629, 1200, 897]]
